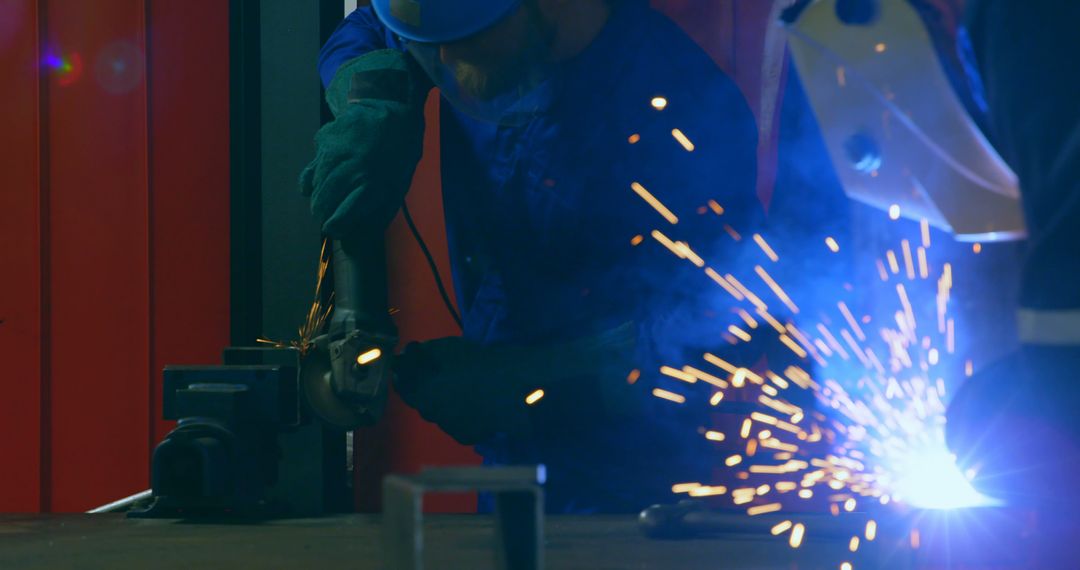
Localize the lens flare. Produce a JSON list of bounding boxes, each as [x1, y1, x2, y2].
[[95, 41, 145, 94], [43, 50, 84, 86]]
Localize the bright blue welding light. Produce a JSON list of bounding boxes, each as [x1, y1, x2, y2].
[[892, 445, 999, 510]]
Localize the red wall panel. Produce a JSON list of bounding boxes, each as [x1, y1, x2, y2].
[[0, 0, 230, 512], [146, 0, 231, 449], [44, 0, 151, 512], [0, 0, 42, 513]]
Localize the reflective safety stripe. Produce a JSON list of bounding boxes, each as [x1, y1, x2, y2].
[[1018, 309, 1080, 345]]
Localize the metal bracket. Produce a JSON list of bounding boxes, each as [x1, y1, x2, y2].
[[383, 466, 545, 570]]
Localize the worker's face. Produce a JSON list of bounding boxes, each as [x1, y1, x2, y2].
[[437, 1, 556, 101]]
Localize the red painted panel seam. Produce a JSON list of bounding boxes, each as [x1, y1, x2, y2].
[[144, 0, 156, 480], [36, 0, 52, 514]]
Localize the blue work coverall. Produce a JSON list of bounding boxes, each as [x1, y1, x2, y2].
[[320, 0, 766, 513]]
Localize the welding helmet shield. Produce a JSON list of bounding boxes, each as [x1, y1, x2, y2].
[[783, 0, 1025, 241], [373, 0, 557, 125]]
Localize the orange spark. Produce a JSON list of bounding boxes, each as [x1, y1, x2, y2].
[[671, 128, 695, 151], [525, 389, 545, 405], [753, 233, 780, 262], [747, 503, 782, 516], [632, 182, 678, 224], [755, 265, 799, 313], [652, 388, 686, 404]]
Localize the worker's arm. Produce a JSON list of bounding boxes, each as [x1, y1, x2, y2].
[[318, 7, 404, 88], [300, 9, 428, 239], [394, 323, 640, 445]]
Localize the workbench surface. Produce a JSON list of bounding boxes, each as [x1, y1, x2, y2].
[[0, 512, 1059, 569]]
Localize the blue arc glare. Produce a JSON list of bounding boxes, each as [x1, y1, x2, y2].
[[891, 445, 1000, 510]]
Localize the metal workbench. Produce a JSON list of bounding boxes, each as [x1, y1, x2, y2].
[[1, 513, 904, 569], [11, 508, 1069, 570]]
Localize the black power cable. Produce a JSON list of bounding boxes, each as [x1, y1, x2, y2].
[[401, 201, 464, 330]]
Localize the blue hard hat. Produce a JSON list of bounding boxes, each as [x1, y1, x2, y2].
[[372, 0, 524, 44]]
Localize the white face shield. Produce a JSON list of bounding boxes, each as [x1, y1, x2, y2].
[[402, 2, 558, 126], [784, 0, 1025, 242]]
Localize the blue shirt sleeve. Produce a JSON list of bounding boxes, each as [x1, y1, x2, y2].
[[319, 7, 404, 88]]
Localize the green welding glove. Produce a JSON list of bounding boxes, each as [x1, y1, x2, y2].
[[298, 49, 432, 239], [393, 323, 640, 446]]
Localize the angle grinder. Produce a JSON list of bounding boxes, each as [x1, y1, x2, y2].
[[300, 237, 396, 430]]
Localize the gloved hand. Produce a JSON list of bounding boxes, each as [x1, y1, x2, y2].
[[299, 49, 432, 239], [393, 323, 639, 445]]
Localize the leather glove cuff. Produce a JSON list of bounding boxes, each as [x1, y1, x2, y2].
[[325, 49, 432, 118]]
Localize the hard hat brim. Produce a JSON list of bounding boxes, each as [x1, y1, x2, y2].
[[372, 0, 525, 44]]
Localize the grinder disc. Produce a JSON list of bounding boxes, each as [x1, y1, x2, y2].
[[299, 344, 367, 431]]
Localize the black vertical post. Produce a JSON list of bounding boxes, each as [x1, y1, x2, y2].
[[229, 0, 263, 347], [230, 0, 345, 346], [229, 0, 354, 514], [257, 0, 329, 343]]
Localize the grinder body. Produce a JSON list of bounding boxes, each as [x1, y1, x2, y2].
[[301, 236, 397, 430]]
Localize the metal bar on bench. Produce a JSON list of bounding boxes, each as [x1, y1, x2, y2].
[[383, 466, 545, 570]]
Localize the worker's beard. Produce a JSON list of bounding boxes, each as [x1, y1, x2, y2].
[[451, 6, 554, 102], [452, 62, 543, 102], [452, 60, 520, 102]]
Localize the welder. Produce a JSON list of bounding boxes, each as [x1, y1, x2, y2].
[[301, 0, 770, 513], [945, 0, 1080, 507]]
